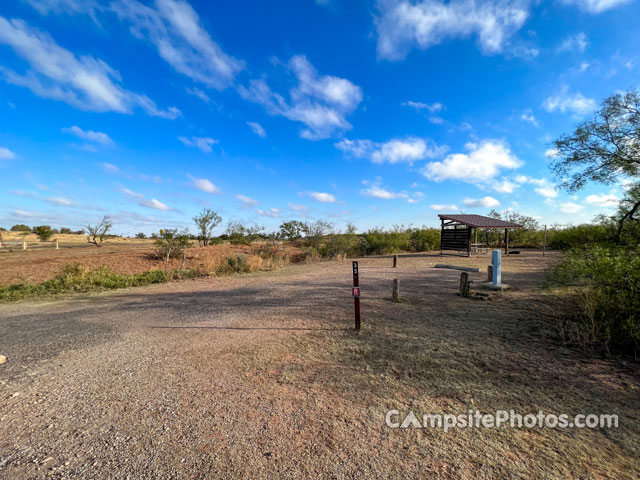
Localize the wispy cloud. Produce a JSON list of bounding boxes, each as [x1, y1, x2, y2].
[[100, 162, 121, 174], [112, 0, 243, 89], [0, 147, 15, 160], [139, 198, 171, 211], [543, 86, 596, 115], [236, 194, 259, 207], [288, 202, 308, 212], [430, 203, 459, 211], [558, 0, 633, 14], [557, 32, 588, 53], [306, 191, 338, 203], [0, 16, 180, 118], [256, 208, 280, 218], [247, 121, 266, 138], [178, 136, 218, 153], [336, 137, 447, 164], [62, 125, 113, 145], [402, 100, 443, 113], [46, 196, 76, 206], [186, 86, 210, 103], [239, 54, 362, 139]]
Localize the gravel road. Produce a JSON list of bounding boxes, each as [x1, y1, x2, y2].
[[1, 254, 639, 479]]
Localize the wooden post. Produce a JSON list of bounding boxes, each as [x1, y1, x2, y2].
[[180, 251, 186, 272], [353, 261, 360, 331], [543, 225, 547, 257], [488, 265, 493, 282], [504, 228, 509, 255], [459, 272, 470, 297], [23, 241, 26, 250], [393, 254, 398, 268], [56, 241, 59, 250], [392, 279, 400, 302]]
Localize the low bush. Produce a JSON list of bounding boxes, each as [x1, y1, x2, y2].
[[548, 246, 640, 357], [547, 224, 613, 250], [216, 255, 254, 275], [0, 263, 168, 302]]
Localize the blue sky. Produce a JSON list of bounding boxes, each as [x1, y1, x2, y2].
[[1, 0, 639, 235]]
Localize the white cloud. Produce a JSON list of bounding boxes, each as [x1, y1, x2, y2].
[[0, 147, 15, 160], [336, 137, 447, 164], [46, 196, 75, 206], [430, 203, 459, 211], [375, 0, 531, 61], [528, 177, 558, 198], [188, 175, 221, 194], [139, 198, 170, 210], [112, 0, 243, 90], [236, 194, 259, 207], [256, 208, 281, 218], [238, 55, 362, 139], [118, 185, 143, 198], [422, 140, 522, 183], [186, 86, 210, 103], [492, 178, 518, 193], [288, 202, 308, 212], [557, 32, 588, 53], [560, 202, 584, 214], [0, 16, 179, 118], [178, 136, 218, 153], [360, 183, 408, 200], [25, 0, 100, 18], [558, 0, 634, 14], [402, 100, 442, 113], [247, 121, 266, 138], [62, 125, 113, 145], [308, 192, 338, 203], [545, 148, 560, 159], [543, 87, 596, 115], [463, 196, 500, 208], [520, 111, 538, 127], [100, 162, 120, 174], [585, 192, 619, 206]]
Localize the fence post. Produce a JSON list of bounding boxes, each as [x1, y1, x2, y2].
[[23, 241, 27, 250], [392, 279, 400, 302], [543, 225, 547, 257], [459, 272, 470, 297], [487, 265, 493, 282], [393, 255, 398, 268], [56, 241, 59, 250]]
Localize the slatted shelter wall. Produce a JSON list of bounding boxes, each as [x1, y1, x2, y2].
[[440, 225, 471, 254]]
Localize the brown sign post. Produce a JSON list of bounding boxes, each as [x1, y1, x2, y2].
[[352, 261, 361, 331]]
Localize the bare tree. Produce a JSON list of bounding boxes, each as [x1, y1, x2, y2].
[[84, 215, 113, 247]]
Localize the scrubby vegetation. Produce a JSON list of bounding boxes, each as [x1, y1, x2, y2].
[[0, 263, 168, 302]]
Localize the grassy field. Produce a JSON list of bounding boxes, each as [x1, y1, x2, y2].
[[0, 251, 638, 478]]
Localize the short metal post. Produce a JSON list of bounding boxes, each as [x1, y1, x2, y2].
[[392, 279, 399, 302]]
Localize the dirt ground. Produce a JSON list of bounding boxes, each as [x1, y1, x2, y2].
[[0, 243, 302, 286], [0, 251, 638, 479]]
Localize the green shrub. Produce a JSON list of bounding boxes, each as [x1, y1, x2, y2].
[[547, 224, 613, 250], [216, 255, 252, 275], [155, 228, 191, 260], [33, 225, 54, 242], [409, 228, 440, 252], [10, 224, 31, 232], [549, 246, 640, 357]]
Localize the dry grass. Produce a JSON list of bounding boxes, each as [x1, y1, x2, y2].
[[0, 251, 638, 478]]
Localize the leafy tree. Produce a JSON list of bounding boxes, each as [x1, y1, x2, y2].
[[59, 227, 72, 234], [135, 232, 146, 239], [10, 224, 31, 232], [303, 220, 333, 249], [193, 208, 222, 246], [226, 220, 264, 244], [33, 225, 53, 242], [84, 215, 113, 247], [279, 220, 306, 241], [155, 229, 191, 271], [551, 90, 640, 243]]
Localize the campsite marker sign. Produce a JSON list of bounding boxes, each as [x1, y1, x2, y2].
[[353, 261, 361, 331]]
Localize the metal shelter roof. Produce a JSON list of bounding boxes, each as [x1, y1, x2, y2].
[[438, 214, 523, 229]]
